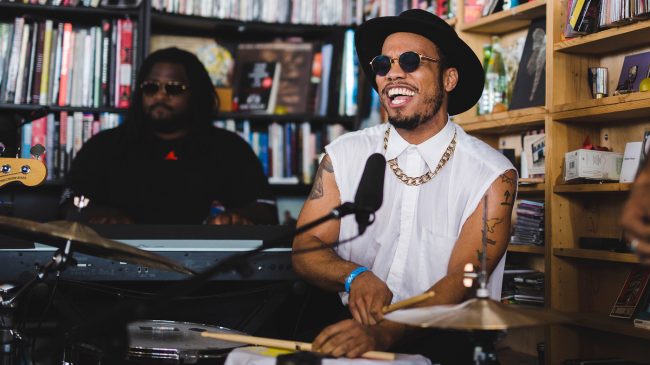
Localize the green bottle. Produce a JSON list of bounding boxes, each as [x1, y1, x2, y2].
[[484, 36, 507, 113], [478, 43, 492, 115]]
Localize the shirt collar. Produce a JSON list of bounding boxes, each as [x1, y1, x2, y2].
[[384, 119, 456, 170]]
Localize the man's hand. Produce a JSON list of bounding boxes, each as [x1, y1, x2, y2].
[[621, 181, 650, 264], [206, 212, 253, 225], [312, 319, 387, 358], [348, 271, 393, 325]]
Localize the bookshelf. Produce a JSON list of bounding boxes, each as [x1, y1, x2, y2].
[[546, 0, 650, 363]]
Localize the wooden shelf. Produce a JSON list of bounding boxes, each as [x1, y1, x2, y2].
[[456, 106, 545, 134], [0, 2, 140, 18], [567, 312, 650, 341], [508, 244, 545, 255], [554, 19, 650, 54], [0, 103, 128, 114], [518, 183, 545, 194], [554, 183, 632, 194], [552, 92, 650, 123], [459, 0, 546, 34], [553, 248, 639, 264]]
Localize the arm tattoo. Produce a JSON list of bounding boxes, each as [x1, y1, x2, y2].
[[501, 190, 514, 206], [308, 155, 334, 200], [500, 172, 517, 187], [486, 217, 503, 234]]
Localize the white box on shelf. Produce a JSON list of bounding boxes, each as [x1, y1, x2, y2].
[[619, 142, 643, 183], [564, 149, 623, 181]]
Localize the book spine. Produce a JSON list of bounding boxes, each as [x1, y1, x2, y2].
[[5, 17, 25, 103], [59, 111, 68, 177], [117, 18, 132, 108], [57, 23, 72, 106], [100, 20, 110, 107], [39, 20, 53, 105], [26, 21, 41, 104], [13, 23, 31, 104], [46, 114, 55, 180], [93, 26, 102, 108], [31, 116, 47, 161]]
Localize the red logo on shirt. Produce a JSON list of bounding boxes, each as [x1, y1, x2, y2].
[[164, 151, 178, 161]]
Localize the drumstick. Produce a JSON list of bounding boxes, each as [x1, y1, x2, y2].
[[381, 291, 435, 314], [200, 332, 396, 361]]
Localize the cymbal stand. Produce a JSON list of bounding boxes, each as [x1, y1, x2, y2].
[[0, 239, 74, 365], [463, 195, 503, 365]]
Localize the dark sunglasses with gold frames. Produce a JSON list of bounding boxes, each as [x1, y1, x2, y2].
[[140, 80, 189, 96], [369, 51, 440, 77]]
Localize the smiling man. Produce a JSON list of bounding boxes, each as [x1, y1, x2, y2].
[[292, 10, 516, 363], [62, 48, 277, 225]]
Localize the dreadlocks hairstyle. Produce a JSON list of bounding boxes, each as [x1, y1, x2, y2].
[[124, 47, 219, 141]]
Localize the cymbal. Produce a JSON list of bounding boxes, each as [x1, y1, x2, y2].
[[0, 216, 195, 275], [384, 298, 570, 330]]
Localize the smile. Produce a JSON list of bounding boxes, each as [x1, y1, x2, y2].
[[386, 86, 416, 107]]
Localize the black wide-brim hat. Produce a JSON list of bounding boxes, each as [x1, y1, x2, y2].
[[355, 9, 485, 116]]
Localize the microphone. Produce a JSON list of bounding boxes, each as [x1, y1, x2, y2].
[[353, 153, 386, 235]]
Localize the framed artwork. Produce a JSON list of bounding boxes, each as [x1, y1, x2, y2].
[[510, 17, 546, 110]]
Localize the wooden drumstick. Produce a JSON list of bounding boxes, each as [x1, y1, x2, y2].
[[381, 291, 436, 314], [200, 332, 396, 361]]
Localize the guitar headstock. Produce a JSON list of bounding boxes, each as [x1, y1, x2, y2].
[[0, 158, 47, 187]]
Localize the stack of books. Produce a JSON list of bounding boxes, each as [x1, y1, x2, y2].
[[510, 199, 545, 246], [501, 269, 545, 307]]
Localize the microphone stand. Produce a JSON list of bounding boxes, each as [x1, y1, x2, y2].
[[64, 202, 362, 364]]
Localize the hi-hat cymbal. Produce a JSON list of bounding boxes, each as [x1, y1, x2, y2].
[[0, 216, 195, 275], [384, 298, 570, 330]]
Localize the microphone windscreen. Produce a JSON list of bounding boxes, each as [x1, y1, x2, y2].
[[354, 153, 386, 213]]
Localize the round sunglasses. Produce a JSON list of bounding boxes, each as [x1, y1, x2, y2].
[[369, 51, 440, 76], [140, 80, 188, 96]]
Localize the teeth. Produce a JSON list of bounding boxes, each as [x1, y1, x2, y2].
[[387, 87, 415, 97]]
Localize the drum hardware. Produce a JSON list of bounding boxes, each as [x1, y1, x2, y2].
[[385, 196, 569, 365]]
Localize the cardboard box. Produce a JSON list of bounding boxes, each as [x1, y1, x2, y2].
[[564, 149, 623, 181]]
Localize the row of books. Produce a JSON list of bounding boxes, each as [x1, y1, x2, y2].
[[152, 0, 360, 25], [501, 269, 544, 306], [564, 0, 650, 38], [510, 199, 544, 246], [0, 17, 136, 108], [214, 119, 348, 185], [0, 0, 102, 7], [152, 0, 456, 25], [20, 111, 123, 180]]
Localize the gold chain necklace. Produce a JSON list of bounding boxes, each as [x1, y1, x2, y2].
[[383, 126, 457, 186]]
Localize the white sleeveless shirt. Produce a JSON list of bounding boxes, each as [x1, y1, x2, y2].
[[325, 121, 514, 304]]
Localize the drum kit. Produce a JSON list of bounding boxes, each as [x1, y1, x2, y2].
[[0, 197, 570, 365]]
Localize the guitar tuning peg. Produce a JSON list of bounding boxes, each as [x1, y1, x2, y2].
[[463, 262, 478, 288], [0, 142, 5, 156], [30, 144, 46, 160]]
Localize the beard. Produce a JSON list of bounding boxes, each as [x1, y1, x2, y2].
[[386, 75, 445, 131], [143, 104, 190, 134]]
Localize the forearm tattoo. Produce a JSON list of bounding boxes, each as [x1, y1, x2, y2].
[[308, 155, 334, 200]]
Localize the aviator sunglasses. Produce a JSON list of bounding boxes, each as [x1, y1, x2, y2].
[[140, 80, 188, 96], [369, 51, 440, 76]]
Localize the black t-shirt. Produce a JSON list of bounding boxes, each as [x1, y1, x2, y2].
[[64, 125, 273, 224]]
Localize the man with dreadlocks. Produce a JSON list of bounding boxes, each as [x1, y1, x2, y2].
[[61, 48, 277, 225]]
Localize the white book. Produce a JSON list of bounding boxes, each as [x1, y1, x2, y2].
[[4, 17, 25, 102], [13, 23, 31, 104], [0, 24, 13, 91], [620, 142, 643, 183]]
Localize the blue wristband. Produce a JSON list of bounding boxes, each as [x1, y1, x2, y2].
[[345, 266, 369, 293]]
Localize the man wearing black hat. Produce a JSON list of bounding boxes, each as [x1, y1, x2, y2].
[[292, 9, 517, 362]]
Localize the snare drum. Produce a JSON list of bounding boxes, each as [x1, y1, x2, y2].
[[126, 320, 246, 364]]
